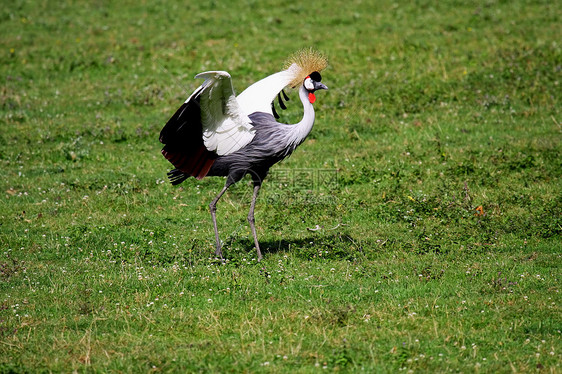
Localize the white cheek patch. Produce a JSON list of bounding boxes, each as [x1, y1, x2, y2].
[[304, 77, 314, 91]]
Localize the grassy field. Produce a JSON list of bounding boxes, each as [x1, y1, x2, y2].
[[1, 0, 560, 372]]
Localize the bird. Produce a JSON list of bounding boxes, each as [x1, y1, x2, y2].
[[159, 49, 328, 261]]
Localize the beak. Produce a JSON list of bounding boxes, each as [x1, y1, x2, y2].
[[314, 82, 328, 91]]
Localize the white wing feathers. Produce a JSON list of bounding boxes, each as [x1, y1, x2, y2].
[[236, 64, 297, 116], [189, 71, 255, 156]]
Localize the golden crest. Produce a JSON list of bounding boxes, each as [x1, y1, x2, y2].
[[284, 48, 328, 88]]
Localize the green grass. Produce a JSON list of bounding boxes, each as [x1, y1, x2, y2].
[[1, 0, 561, 372]]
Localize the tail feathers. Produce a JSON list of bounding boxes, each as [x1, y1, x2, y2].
[[167, 169, 189, 185], [161, 145, 217, 184], [161, 97, 218, 184]]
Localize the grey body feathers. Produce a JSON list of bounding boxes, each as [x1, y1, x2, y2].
[[206, 112, 303, 186]]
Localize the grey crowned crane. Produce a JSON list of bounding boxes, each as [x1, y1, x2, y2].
[[159, 50, 328, 261]]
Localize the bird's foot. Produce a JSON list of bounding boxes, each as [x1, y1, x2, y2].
[[214, 246, 224, 261]]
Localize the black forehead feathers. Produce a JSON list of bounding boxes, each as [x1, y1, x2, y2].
[[309, 71, 322, 82]]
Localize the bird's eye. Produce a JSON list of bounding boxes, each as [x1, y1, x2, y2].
[[304, 77, 314, 91]]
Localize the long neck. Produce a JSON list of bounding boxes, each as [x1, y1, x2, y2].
[[288, 85, 315, 147]]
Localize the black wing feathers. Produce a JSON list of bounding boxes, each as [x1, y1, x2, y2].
[[160, 97, 217, 181], [159, 98, 201, 148]]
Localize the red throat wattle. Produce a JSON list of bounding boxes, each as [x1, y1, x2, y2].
[[308, 92, 316, 104]]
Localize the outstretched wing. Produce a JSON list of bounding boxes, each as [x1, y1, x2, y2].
[[194, 71, 255, 155], [159, 71, 256, 180], [236, 66, 296, 116]]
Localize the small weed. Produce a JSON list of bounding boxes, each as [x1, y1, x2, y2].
[[0, 259, 23, 281], [329, 340, 354, 369], [488, 272, 519, 294], [415, 265, 446, 282]]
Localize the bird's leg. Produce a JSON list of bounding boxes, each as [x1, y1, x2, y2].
[[209, 184, 230, 259], [247, 183, 263, 261]]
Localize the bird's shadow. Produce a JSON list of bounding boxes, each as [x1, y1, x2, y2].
[[222, 231, 362, 261]]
